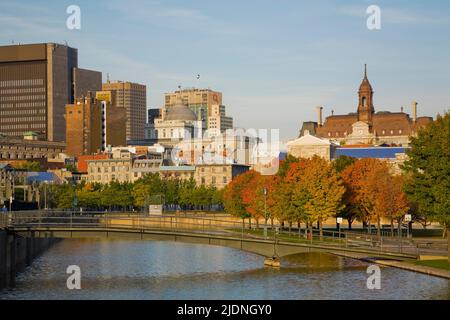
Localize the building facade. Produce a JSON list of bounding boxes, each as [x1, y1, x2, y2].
[[65, 92, 126, 157], [164, 88, 233, 134], [300, 65, 433, 146], [0, 43, 101, 142], [102, 81, 147, 141], [0, 133, 65, 160]]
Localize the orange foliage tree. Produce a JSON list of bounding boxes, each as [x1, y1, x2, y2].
[[341, 158, 409, 237]]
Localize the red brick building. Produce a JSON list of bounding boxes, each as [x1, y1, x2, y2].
[[300, 65, 433, 146]]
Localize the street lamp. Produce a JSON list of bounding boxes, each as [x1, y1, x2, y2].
[[263, 186, 268, 239]]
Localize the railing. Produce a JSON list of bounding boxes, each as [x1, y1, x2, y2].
[[5, 211, 446, 258]]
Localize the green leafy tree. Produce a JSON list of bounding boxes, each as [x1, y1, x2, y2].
[[402, 112, 450, 237], [17, 161, 43, 172]]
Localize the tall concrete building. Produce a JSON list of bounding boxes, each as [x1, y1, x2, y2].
[[102, 81, 147, 141], [65, 92, 126, 157], [0, 43, 101, 142], [164, 88, 233, 135]]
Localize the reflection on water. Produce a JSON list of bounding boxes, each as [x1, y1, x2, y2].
[[1, 239, 449, 300]]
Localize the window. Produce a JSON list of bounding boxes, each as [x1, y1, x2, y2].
[[223, 177, 227, 184]]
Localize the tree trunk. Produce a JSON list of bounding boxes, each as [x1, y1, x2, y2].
[[248, 218, 252, 230], [443, 223, 447, 239], [271, 218, 274, 230], [256, 218, 259, 230], [348, 219, 353, 230], [305, 221, 308, 238], [319, 220, 323, 240], [390, 219, 394, 238], [377, 215, 381, 239]]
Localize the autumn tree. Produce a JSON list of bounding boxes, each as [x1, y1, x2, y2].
[[223, 171, 256, 228], [342, 158, 401, 237], [300, 156, 345, 238]]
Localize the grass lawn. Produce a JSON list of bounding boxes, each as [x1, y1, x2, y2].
[[413, 259, 450, 271]]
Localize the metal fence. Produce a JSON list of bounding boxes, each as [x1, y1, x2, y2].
[[4, 210, 448, 258]]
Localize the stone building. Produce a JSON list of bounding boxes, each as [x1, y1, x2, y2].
[[300, 65, 433, 146], [286, 132, 337, 160], [160, 164, 249, 189], [194, 164, 249, 189], [0, 132, 65, 160]]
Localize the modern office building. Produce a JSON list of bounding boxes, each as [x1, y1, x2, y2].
[[102, 80, 147, 141], [164, 88, 233, 134], [0, 43, 102, 142], [73, 68, 102, 99], [207, 104, 233, 137]]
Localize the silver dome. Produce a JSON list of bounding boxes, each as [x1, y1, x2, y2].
[[165, 103, 198, 121]]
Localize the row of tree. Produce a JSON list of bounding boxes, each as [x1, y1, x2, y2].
[[46, 173, 223, 212], [223, 112, 450, 238]]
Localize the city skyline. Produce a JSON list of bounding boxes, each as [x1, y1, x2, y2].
[[0, 0, 449, 140]]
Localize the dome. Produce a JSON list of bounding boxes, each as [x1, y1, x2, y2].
[[165, 103, 198, 121]]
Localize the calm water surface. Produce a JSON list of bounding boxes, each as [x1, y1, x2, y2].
[[1, 239, 449, 300]]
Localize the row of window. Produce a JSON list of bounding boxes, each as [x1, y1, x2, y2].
[[0, 87, 45, 94], [89, 165, 131, 173], [0, 95, 46, 101], [0, 79, 44, 87], [89, 174, 130, 182], [0, 102, 46, 108], [327, 129, 404, 137], [0, 116, 46, 123], [0, 109, 45, 116], [200, 176, 227, 185], [0, 123, 45, 129]]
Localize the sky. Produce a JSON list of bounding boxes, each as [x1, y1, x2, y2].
[[0, 0, 449, 141]]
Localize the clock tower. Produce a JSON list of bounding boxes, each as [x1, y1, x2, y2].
[[357, 64, 375, 124]]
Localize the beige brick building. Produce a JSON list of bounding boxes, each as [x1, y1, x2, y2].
[[102, 81, 147, 141]]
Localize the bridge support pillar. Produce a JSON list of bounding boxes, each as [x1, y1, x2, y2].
[[5, 234, 16, 288], [447, 229, 449, 262], [264, 256, 281, 268]]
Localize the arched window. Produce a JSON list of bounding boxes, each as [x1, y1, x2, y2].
[[362, 97, 367, 107]]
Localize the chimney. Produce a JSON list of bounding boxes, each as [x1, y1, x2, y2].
[[316, 106, 323, 126], [411, 101, 418, 123]]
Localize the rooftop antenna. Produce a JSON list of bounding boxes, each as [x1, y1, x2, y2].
[[364, 64, 368, 79], [107, 73, 110, 83]]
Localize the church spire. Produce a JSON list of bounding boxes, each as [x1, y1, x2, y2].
[[364, 64, 367, 79]]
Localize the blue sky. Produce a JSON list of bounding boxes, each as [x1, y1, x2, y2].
[[1, 0, 449, 140]]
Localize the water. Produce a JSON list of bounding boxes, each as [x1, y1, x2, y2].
[[1, 239, 449, 300]]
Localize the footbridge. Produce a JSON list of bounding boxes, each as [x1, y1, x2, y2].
[[1, 211, 424, 263]]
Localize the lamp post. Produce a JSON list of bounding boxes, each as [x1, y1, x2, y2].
[[263, 187, 268, 239]]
